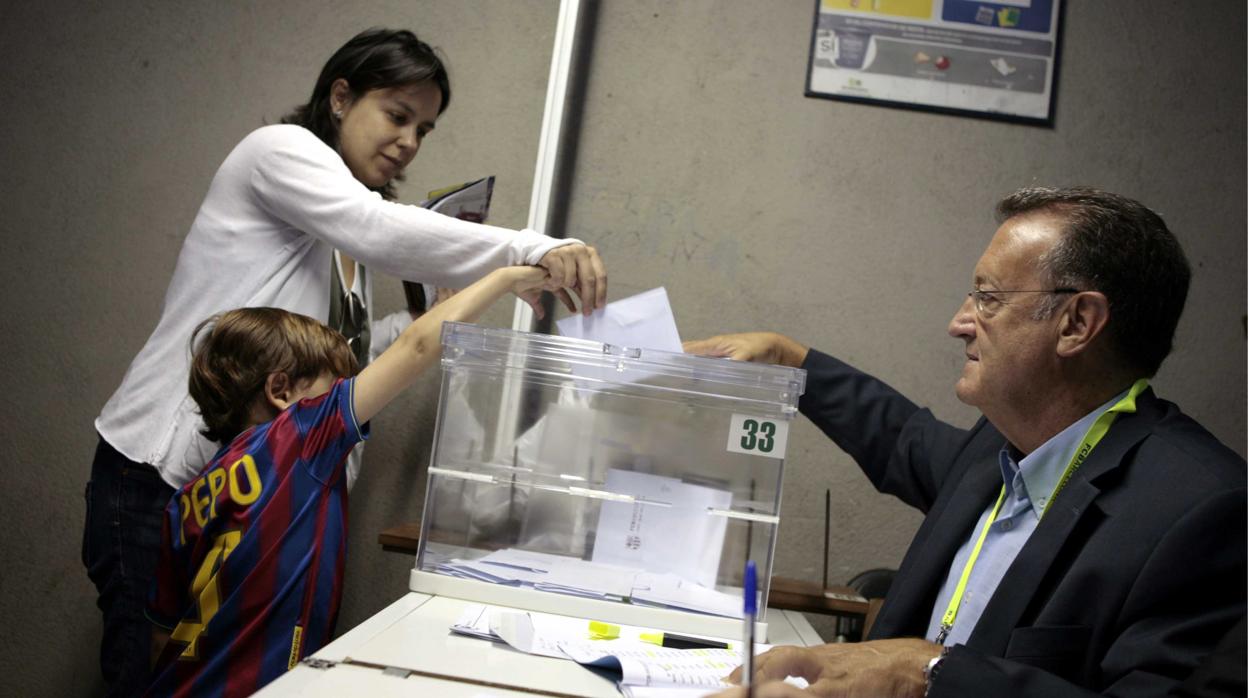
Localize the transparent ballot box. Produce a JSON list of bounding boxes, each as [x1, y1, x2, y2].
[[411, 322, 806, 639]]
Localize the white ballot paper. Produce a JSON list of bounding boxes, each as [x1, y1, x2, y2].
[[557, 287, 682, 353], [453, 605, 744, 691], [560, 642, 738, 690], [592, 469, 732, 589], [450, 604, 809, 697], [630, 572, 742, 618]]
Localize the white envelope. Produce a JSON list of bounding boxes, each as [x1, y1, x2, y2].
[[592, 469, 732, 589], [556, 287, 682, 353]]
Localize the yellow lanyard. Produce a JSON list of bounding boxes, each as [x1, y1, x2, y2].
[[934, 379, 1149, 644]]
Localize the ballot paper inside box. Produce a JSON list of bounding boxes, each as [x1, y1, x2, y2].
[[411, 322, 806, 639]]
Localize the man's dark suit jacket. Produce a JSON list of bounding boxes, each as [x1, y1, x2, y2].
[[799, 350, 1246, 698]]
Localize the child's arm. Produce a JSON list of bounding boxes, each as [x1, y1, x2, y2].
[[352, 265, 549, 425]]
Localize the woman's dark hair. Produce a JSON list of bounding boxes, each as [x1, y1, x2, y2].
[[282, 28, 451, 200]]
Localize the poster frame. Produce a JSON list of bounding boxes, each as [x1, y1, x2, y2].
[[803, 0, 1065, 127]]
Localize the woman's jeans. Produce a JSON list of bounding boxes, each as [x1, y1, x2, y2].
[[83, 435, 175, 697]]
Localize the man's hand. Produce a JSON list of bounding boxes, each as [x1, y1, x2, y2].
[[719, 639, 940, 698], [707, 680, 811, 698], [537, 243, 607, 316], [682, 332, 809, 368]]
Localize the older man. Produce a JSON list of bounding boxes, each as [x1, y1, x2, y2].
[[688, 187, 1245, 698]]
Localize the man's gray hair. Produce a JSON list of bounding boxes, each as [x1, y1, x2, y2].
[[996, 187, 1191, 377]]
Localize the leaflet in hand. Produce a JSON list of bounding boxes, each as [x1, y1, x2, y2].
[[422, 176, 495, 221], [404, 176, 496, 312]]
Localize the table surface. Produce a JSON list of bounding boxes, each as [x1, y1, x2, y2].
[[256, 592, 825, 696]]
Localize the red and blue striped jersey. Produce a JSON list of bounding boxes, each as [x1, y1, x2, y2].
[[145, 377, 367, 698]]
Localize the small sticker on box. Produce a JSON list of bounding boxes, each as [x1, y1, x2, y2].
[[726, 414, 789, 459]]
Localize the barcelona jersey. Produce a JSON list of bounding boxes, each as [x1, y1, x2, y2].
[[145, 377, 366, 697]]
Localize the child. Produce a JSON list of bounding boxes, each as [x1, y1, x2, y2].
[[143, 264, 548, 697]]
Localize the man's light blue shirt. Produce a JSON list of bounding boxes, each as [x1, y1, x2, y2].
[[924, 388, 1130, 646]]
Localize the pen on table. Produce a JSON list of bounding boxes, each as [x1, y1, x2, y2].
[[743, 560, 757, 696]]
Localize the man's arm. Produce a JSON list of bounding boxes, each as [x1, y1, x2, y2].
[[352, 266, 547, 425], [685, 332, 974, 511], [799, 349, 982, 512]]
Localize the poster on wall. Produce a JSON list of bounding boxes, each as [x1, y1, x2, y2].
[[805, 0, 1063, 125]]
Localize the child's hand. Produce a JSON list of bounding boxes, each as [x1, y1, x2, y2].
[[502, 265, 552, 320], [506, 265, 550, 295]]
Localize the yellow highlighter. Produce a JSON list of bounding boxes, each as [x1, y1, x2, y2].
[[589, 621, 729, 650], [640, 631, 730, 650], [588, 620, 620, 640]]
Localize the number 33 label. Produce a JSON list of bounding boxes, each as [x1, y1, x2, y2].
[[727, 414, 790, 459]]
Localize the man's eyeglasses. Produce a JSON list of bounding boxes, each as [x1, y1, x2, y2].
[[968, 288, 1079, 316]]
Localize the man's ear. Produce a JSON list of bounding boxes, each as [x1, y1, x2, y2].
[[1056, 291, 1110, 358], [264, 372, 296, 412]]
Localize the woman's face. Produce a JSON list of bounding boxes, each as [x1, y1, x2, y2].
[[331, 79, 443, 189]]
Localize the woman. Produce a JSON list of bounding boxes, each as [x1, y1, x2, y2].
[[82, 28, 606, 697]]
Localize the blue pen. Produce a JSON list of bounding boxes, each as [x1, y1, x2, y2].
[[742, 560, 757, 696]]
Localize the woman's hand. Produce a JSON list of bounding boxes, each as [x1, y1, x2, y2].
[[537, 243, 607, 316]]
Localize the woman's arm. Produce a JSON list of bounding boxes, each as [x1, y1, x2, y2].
[[352, 265, 548, 425], [243, 126, 597, 298]]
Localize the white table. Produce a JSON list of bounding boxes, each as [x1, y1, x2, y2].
[[256, 592, 824, 696]]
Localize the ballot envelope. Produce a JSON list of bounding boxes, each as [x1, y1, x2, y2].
[[411, 322, 805, 639]]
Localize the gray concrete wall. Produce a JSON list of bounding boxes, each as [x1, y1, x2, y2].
[[1, 1, 1242, 695]]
